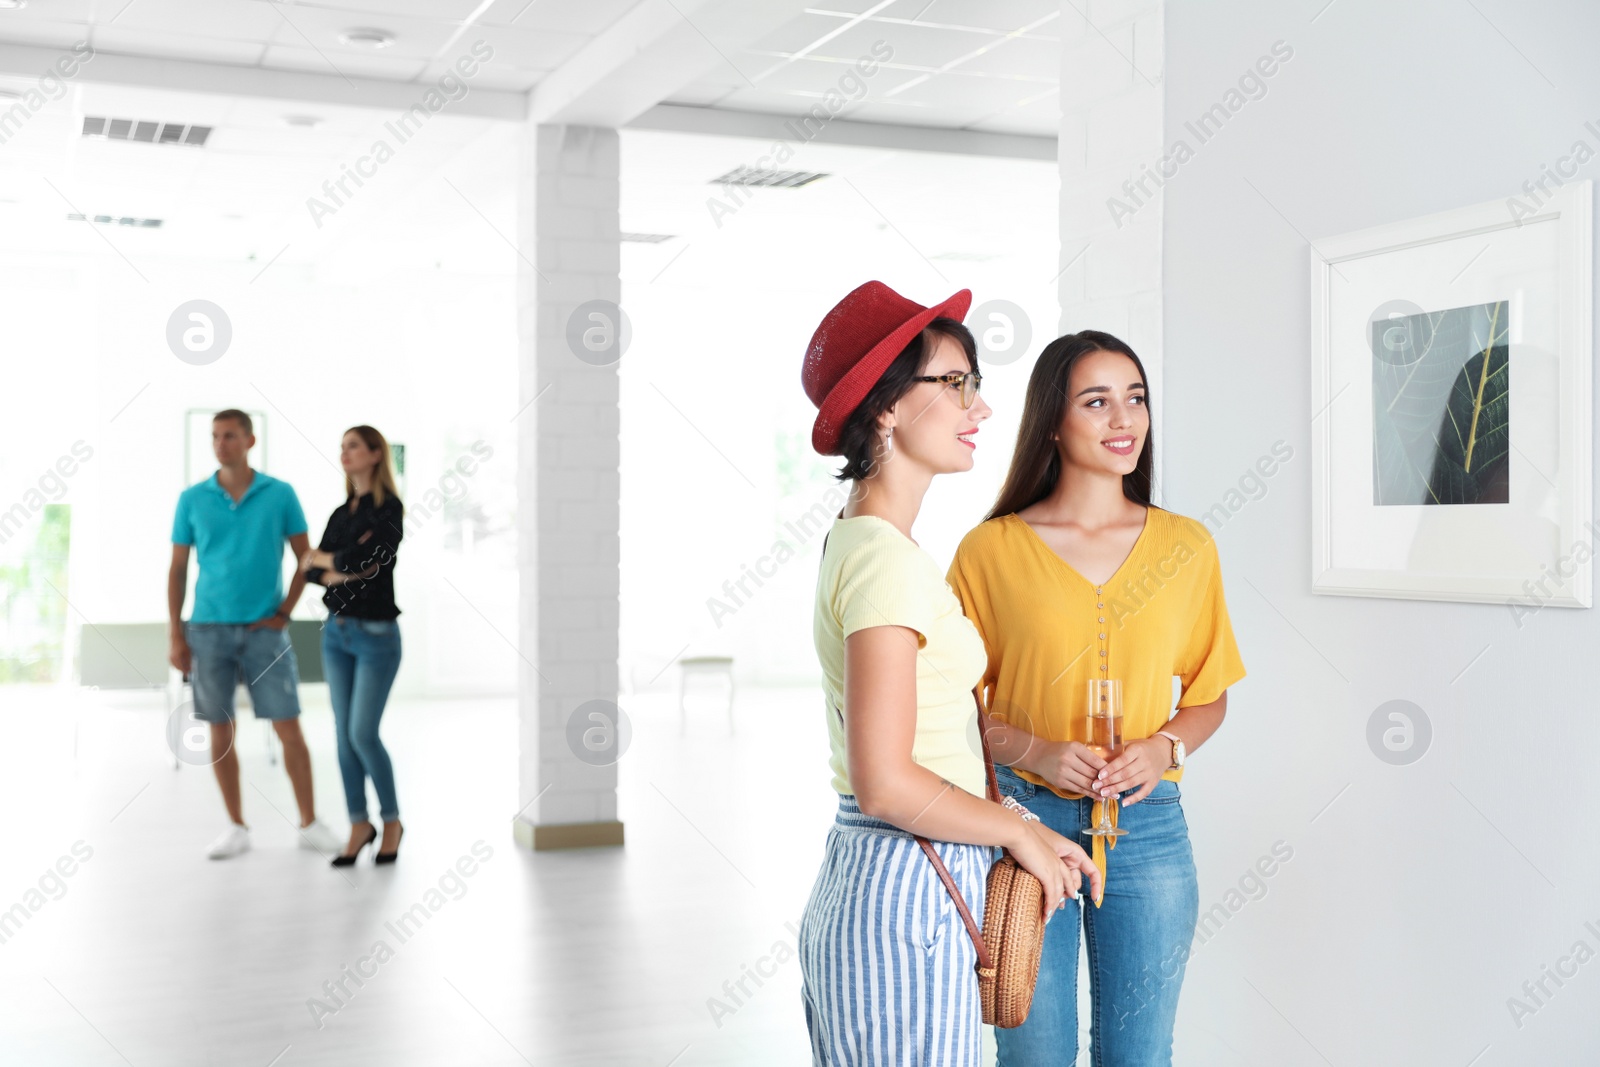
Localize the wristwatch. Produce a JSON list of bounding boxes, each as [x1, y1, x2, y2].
[[1155, 730, 1185, 770]]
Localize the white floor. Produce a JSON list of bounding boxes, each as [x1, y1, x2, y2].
[[0, 682, 857, 1066]]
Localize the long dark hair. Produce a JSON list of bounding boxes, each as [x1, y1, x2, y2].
[[833, 317, 978, 481], [985, 330, 1154, 520]]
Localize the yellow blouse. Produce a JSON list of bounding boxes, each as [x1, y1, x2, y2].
[[947, 506, 1246, 895]]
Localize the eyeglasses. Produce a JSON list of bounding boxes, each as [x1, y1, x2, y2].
[[914, 371, 984, 409]]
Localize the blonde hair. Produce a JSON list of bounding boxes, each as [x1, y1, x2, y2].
[[343, 425, 403, 511]]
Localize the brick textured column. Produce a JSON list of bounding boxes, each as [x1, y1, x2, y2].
[[1058, 0, 1165, 483], [513, 124, 624, 851]]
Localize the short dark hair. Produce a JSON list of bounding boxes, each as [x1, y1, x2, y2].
[[214, 409, 253, 436], [833, 317, 978, 482]]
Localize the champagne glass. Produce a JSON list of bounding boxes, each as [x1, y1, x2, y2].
[[1082, 678, 1128, 839]]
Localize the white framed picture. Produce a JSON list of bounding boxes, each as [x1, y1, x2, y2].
[[1309, 180, 1593, 612]]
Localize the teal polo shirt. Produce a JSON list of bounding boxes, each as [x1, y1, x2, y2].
[[172, 470, 308, 624]]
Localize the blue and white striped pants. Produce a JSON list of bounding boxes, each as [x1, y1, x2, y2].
[[799, 795, 989, 1066]]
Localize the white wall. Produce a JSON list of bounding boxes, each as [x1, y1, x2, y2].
[[1162, 1, 1600, 1062], [1059, 0, 1166, 485]]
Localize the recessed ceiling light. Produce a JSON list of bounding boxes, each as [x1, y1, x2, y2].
[[337, 28, 394, 49], [710, 166, 829, 189], [82, 116, 211, 146], [283, 114, 323, 128], [66, 213, 163, 228]]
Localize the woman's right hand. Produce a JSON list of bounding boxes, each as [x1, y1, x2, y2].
[[1007, 821, 1072, 923], [1024, 739, 1109, 795], [1029, 821, 1101, 905]]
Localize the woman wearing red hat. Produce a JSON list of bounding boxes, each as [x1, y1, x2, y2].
[[946, 331, 1246, 1065], [797, 281, 1101, 1065]]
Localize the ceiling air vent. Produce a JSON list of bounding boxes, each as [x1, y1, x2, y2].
[[621, 232, 676, 243], [66, 213, 163, 228], [709, 166, 828, 189], [82, 116, 211, 147]]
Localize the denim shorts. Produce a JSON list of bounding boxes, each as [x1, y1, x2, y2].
[[185, 622, 302, 724]]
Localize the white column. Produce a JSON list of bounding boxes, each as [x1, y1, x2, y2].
[[1058, 0, 1166, 484], [513, 123, 624, 851]]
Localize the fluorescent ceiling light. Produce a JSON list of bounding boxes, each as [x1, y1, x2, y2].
[[338, 28, 394, 49]]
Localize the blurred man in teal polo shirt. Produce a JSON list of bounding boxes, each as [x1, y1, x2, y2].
[[167, 409, 341, 860]]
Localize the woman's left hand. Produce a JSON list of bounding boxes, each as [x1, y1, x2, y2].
[[301, 549, 333, 573], [1094, 737, 1169, 806]]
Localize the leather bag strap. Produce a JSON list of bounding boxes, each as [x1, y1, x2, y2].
[[913, 687, 1000, 970], [821, 520, 1001, 969], [915, 836, 993, 972]]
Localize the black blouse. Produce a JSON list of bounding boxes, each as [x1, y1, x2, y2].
[[307, 492, 403, 619]]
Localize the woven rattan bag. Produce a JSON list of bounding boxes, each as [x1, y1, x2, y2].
[[913, 690, 1048, 1029]]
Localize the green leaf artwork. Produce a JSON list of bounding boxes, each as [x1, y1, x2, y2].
[[1371, 300, 1509, 506]]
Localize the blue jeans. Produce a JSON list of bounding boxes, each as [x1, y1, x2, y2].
[[994, 765, 1199, 1067], [321, 617, 402, 822]]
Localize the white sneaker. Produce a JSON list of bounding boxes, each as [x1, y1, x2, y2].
[[298, 819, 342, 855], [206, 824, 251, 860]]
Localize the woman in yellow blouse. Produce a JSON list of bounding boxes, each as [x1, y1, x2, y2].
[[947, 329, 1245, 1066]]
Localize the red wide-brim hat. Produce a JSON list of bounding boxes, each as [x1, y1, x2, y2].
[[802, 280, 972, 456]]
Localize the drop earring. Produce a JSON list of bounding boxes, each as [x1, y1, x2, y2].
[[884, 427, 894, 455]]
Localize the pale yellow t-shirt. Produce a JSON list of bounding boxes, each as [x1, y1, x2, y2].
[[813, 514, 988, 799]]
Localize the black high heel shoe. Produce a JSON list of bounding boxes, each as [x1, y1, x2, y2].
[[375, 823, 404, 865], [331, 826, 377, 868]]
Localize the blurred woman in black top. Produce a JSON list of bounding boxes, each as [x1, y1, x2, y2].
[[301, 425, 405, 866]]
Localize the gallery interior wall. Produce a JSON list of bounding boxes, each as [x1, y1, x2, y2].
[[1158, 1, 1600, 1062]]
